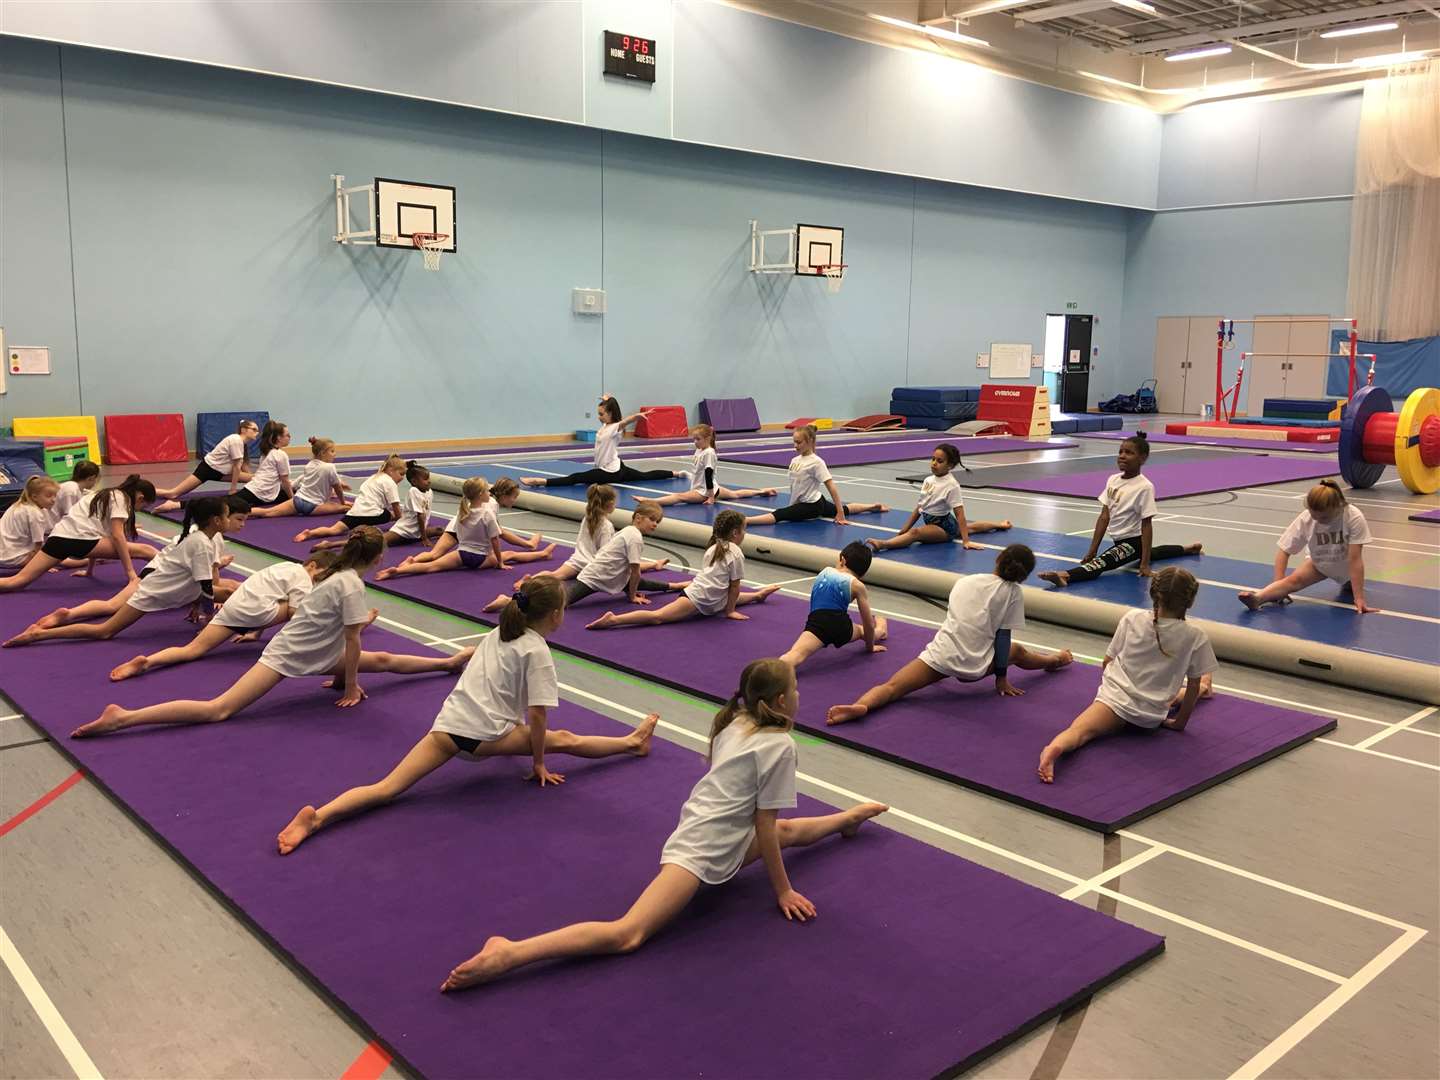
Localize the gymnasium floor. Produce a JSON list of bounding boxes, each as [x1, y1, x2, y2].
[[2, 421, 1437, 1079]]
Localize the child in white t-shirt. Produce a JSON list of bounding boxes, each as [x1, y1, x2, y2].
[[827, 545, 1073, 726], [1241, 480, 1378, 614], [154, 419, 258, 510], [867, 444, 1011, 552], [109, 553, 333, 682], [520, 395, 680, 489], [436, 658, 888, 992], [652, 424, 779, 507], [294, 456, 405, 547], [71, 528, 472, 738], [381, 461, 442, 547], [0, 477, 59, 571], [377, 476, 556, 581], [586, 511, 780, 630], [743, 425, 888, 528], [0, 475, 158, 594], [250, 437, 352, 519], [554, 501, 674, 609], [1038, 567, 1217, 784], [238, 421, 294, 508], [277, 574, 660, 855], [48, 461, 100, 528], [1039, 432, 1201, 588], [6, 497, 235, 647]]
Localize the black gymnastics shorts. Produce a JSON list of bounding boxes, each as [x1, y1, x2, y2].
[[341, 511, 392, 529], [803, 608, 855, 649], [238, 488, 284, 508], [41, 536, 100, 560], [772, 496, 837, 524], [192, 461, 226, 483]]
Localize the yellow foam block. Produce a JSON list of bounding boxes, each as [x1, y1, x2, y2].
[[13, 415, 101, 461], [1327, 399, 1346, 421], [811, 418, 834, 430]]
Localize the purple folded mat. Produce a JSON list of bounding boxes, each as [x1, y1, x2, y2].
[[1085, 430, 1337, 454], [0, 583, 1163, 1079], [180, 514, 1335, 831], [720, 435, 1077, 468], [976, 454, 1340, 499], [1409, 506, 1440, 523]]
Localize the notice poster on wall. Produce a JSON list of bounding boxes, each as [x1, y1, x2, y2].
[[8, 346, 51, 376], [989, 343, 1033, 379]]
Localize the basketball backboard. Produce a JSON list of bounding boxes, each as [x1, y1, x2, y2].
[[795, 224, 843, 276], [375, 178, 456, 252]]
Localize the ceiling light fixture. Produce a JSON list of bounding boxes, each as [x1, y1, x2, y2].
[[1349, 50, 1427, 65], [869, 12, 990, 48], [1320, 22, 1399, 39], [1164, 45, 1233, 61], [1113, 0, 1159, 14]]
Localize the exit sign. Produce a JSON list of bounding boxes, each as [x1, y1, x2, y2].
[[1065, 301, 1079, 310]]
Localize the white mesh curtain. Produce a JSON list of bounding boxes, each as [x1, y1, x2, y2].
[[1346, 59, 1440, 341]]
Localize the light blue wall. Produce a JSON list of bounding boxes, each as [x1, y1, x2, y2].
[[1157, 92, 1361, 209], [1, 38, 1140, 440], [3, 0, 1162, 208], [1118, 199, 1352, 392]]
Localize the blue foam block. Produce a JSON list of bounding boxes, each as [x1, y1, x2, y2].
[[891, 400, 969, 418], [890, 386, 980, 403], [196, 411, 270, 459], [1050, 419, 1078, 434], [1099, 416, 1124, 430]]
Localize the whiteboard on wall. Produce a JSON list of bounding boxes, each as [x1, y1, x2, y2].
[[989, 343, 1032, 379]]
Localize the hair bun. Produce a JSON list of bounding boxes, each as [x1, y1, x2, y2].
[[514, 589, 530, 611]]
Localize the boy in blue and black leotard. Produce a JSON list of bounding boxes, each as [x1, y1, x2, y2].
[[780, 542, 888, 672]]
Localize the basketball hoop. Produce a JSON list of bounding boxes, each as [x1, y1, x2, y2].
[[817, 263, 847, 294], [411, 232, 449, 271]]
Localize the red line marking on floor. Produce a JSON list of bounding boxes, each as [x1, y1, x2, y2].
[[0, 771, 84, 838], [340, 1040, 392, 1080]]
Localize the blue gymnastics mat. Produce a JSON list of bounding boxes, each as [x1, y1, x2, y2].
[[423, 459, 1439, 667]]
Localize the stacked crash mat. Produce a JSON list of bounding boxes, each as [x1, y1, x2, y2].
[[890, 386, 980, 430]]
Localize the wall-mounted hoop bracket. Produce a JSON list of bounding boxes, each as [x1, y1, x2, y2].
[[333, 174, 377, 245], [749, 219, 796, 273]]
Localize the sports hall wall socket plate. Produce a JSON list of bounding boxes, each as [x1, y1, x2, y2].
[[572, 288, 606, 315]]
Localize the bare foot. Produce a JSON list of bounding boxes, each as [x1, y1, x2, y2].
[[762, 488, 778, 497], [629, 713, 659, 755], [154, 499, 182, 513], [2, 624, 44, 648], [441, 936, 515, 992], [72, 703, 128, 738], [1238, 591, 1262, 611], [875, 616, 889, 642], [998, 520, 1013, 530], [292, 529, 314, 543], [375, 567, 397, 581], [840, 802, 888, 837], [826, 704, 867, 726], [483, 593, 511, 613], [1045, 649, 1074, 671], [649, 559, 669, 572], [231, 630, 262, 644], [34, 608, 71, 631], [755, 584, 781, 601], [1185, 543, 1204, 556], [864, 538, 884, 551], [1037, 744, 1061, 783], [1039, 570, 1070, 588], [109, 655, 150, 681], [525, 532, 543, 551], [536, 543, 557, 559], [587, 612, 619, 630], [277, 806, 319, 855], [520, 478, 545, 488]]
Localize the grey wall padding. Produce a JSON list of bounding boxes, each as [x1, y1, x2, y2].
[[435, 478, 1440, 706]]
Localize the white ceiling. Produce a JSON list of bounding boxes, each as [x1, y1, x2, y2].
[[727, 0, 1440, 108]]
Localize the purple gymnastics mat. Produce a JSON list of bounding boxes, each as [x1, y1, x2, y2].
[[1085, 430, 1337, 454], [719, 434, 1077, 468], [1409, 506, 1440, 523], [179, 514, 1337, 831], [0, 584, 1163, 1079], [976, 454, 1340, 499]]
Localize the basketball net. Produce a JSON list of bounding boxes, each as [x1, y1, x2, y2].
[[411, 232, 448, 272], [820, 264, 846, 294]]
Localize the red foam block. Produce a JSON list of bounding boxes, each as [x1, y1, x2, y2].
[[104, 413, 189, 464], [634, 405, 688, 439]]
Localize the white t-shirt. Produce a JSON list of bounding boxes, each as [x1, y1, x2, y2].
[[49, 490, 129, 543], [1099, 473, 1158, 540], [0, 503, 49, 567], [204, 433, 248, 473], [593, 423, 623, 473], [916, 473, 964, 516], [165, 527, 225, 567], [689, 448, 719, 493], [244, 449, 292, 502], [293, 460, 342, 506], [389, 487, 434, 540], [259, 569, 369, 677], [788, 454, 832, 504], [430, 629, 559, 745], [578, 525, 646, 593], [51, 480, 85, 526], [350, 473, 401, 519], [1097, 609, 1218, 728], [446, 503, 501, 555], [1278, 505, 1371, 584], [660, 719, 797, 885], [919, 574, 1025, 680], [684, 544, 745, 616], [130, 529, 215, 613], [216, 561, 313, 630], [565, 517, 614, 572]]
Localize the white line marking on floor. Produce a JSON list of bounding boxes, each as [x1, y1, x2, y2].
[[1228, 926, 1427, 1080], [0, 926, 104, 1079], [1315, 737, 1440, 771], [1351, 705, 1439, 750], [0, 713, 24, 724], [1059, 845, 1169, 900]]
